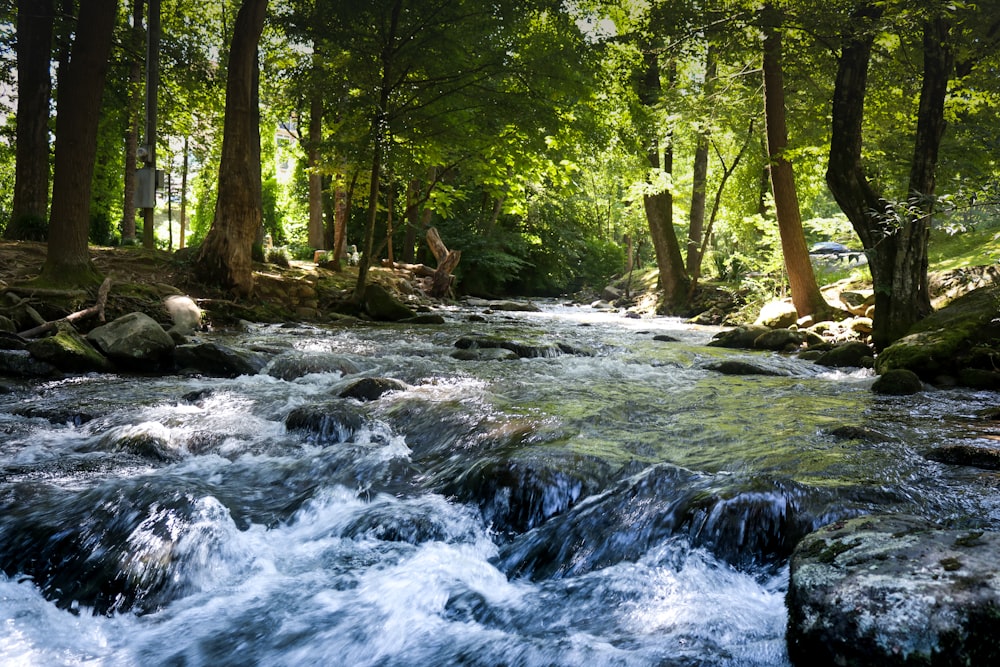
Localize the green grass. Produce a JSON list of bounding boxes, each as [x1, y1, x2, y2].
[[929, 225, 1000, 272]]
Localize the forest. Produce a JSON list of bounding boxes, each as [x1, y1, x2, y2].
[[1, 0, 999, 349]]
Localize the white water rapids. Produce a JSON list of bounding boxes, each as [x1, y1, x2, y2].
[[1, 302, 998, 666]]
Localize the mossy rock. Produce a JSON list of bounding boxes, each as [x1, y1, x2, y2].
[[871, 368, 923, 395], [875, 285, 1000, 380], [27, 325, 113, 373]]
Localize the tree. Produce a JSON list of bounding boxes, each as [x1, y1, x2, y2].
[[193, 0, 268, 296], [826, 3, 954, 349], [637, 48, 691, 309], [6, 0, 53, 241], [760, 3, 827, 317], [40, 0, 118, 286]]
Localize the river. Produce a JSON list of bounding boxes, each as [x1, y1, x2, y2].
[[1, 301, 998, 666]]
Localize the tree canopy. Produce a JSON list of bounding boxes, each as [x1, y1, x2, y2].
[[1, 0, 998, 343]]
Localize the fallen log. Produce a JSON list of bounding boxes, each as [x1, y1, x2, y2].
[[18, 277, 113, 339]]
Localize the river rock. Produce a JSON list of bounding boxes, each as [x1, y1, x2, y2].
[[707, 325, 772, 349], [871, 368, 923, 395], [0, 349, 58, 377], [285, 403, 366, 442], [814, 341, 874, 368], [267, 354, 362, 380], [86, 312, 175, 369], [875, 285, 1000, 384], [173, 341, 268, 377], [704, 360, 787, 376], [958, 368, 1000, 390], [454, 334, 565, 359], [362, 283, 416, 322], [339, 377, 407, 401], [839, 289, 875, 316], [401, 313, 446, 325], [487, 300, 541, 312], [755, 300, 798, 329], [925, 444, 1000, 470], [753, 328, 805, 351], [787, 514, 1000, 666], [26, 325, 113, 373], [450, 347, 519, 361]]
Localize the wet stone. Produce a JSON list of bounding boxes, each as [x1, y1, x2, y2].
[[788, 514, 1000, 666], [704, 360, 788, 376], [339, 377, 407, 401]]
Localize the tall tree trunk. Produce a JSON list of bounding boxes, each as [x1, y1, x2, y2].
[[686, 46, 715, 273], [637, 51, 690, 310], [826, 4, 950, 349], [353, 0, 402, 302], [403, 178, 420, 264], [193, 0, 268, 296], [41, 0, 118, 286], [121, 0, 143, 243], [761, 4, 827, 317], [179, 135, 188, 248], [7, 0, 54, 241], [307, 90, 325, 249], [896, 17, 953, 327]]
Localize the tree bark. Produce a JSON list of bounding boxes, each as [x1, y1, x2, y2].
[[179, 135, 189, 248], [353, 0, 402, 302], [194, 0, 268, 296], [826, 4, 951, 349], [307, 90, 325, 249], [7, 0, 54, 241], [41, 0, 118, 286], [761, 4, 827, 318], [637, 51, 690, 310], [121, 0, 143, 243], [686, 46, 715, 274]]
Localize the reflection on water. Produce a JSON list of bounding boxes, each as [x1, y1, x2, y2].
[[1, 301, 998, 666]]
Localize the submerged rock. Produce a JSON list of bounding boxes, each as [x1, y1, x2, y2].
[[454, 334, 591, 359], [267, 354, 362, 381], [788, 514, 1000, 666], [926, 444, 1000, 470], [285, 403, 366, 442], [173, 341, 268, 377]]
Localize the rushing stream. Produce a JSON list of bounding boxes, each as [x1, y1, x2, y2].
[[1, 301, 999, 666]]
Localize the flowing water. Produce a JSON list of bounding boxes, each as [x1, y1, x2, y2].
[[1, 302, 999, 666]]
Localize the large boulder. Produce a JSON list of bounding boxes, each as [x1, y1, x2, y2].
[[363, 283, 416, 322], [875, 285, 1000, 383], [27, 325, 113, 373], [86, 312, 175, 370], [788, 514, 1000, 666]]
